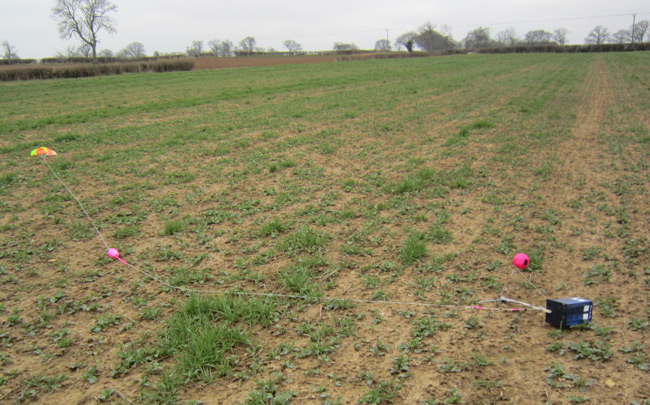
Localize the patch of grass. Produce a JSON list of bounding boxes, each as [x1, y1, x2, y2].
[[428, 223, 453, 244], [162, 220, 186, 236], [627, 318, 649, 331], [69, 221, 94, 240], [464, 316, 484, 330], [97, 388, 116, 401], [296, 321, 341, 361], [269, 158, 297, 173], [0, 172, 19, 187], [399, 232, 427, 265], [257, 217, 288, 238], [581, 246, 600, 261], [620, 341, 649, 371], [278, 262, 322, 300], [81, 365, 99, 384], [410, 316, 451, 338], [49, 328, 72, 349], [91, 313, 121, 333], [564, 340, 613, 361], [445, 120, 494, 147], [358, 380, 401, 404], [24, 373, 67, 394], [387, 167, 436, 194], [583, 264, 611, 285], [623, 238, 646, 259], [534, 161, 554, 180], [244, 375, 296, 404], [439, 358, 463, 373], [595, 297, 618, 318], [544, 362, 594, 390], [324, 299, 354, 311], [113, 225, 139, 239], [495, 235, 515, 255], [277, 226, 330, 256], [155, 294, 278, 382], [140, 306, 163, 320]]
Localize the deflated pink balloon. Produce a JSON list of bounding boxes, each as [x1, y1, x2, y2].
[[107, 247, 128, 264], [107, 248, 120, 259], [512, 253, 530, 269]]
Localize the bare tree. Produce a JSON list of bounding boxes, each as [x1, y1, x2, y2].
[[239, 37, 256, 54], [395, 31, 417, 52], [464, 27, 494, 49], [610, 30, 630, 44], [525, 30, 553, 45], [552, 28, 569, 45], [496, 31, 508, 46], [282, 39, 302, 54], [333, 42, 358, 51], [51, 0, 117, 60], [415, 22, 453, 52], [585, 25, 610, 45], [1, 40, 19, 59], [122, 42, 146, 57], [98, 48, 113, 57], [220, 39, 234, 57], [186, 40, 203, 57], [497, 27, 519, 46], [79, 43, 92, 57], [438, 25, 453, 38], [194, 40, 204, 54], [631, 20, 649, 43], [207, 39, 236, 57], [55, 43, 90, 58], [188, 40, 204, 56], [208, 39, 220, 56], [374, 39, 391, 51], [57, 44, 82, 58]]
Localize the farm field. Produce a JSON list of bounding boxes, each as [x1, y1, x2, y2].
[[192, 55, 338, 70], [0, 52, 649, 404]]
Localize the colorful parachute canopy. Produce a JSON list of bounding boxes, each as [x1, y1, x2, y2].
[[31, 147, 57, 157]]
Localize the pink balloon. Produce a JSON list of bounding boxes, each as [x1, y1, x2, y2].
[[512, 253, 529, 269], [107, 248, 120, 259]]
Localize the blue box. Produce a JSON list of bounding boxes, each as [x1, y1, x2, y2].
[[546, 297, 592, 328]]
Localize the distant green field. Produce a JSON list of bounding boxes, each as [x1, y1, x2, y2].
[[0, 53, 649, 404]]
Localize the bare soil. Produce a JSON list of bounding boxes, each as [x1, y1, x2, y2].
[[192, 56, 338, 70]]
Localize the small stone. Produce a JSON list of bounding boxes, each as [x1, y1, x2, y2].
[[605, 379, 616, 388]]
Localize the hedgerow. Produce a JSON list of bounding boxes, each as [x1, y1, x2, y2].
[[0, 59, 194, 81]]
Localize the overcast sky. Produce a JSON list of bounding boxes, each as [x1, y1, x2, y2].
[[1, 0, 648, 59]]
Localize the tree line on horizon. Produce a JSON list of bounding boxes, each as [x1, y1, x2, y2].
[[1, 0, 649, 61]]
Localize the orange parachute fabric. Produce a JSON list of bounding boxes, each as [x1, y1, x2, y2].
[[30, 147, 57, 157]]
